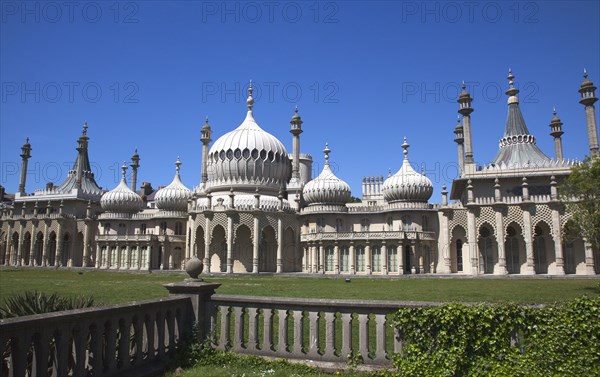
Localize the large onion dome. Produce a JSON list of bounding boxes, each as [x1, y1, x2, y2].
[[101, 163, 143, 213], [382, 137, 433, 203], [303, 144, 351, 206], [206, 81, 291, 194], [155, 157, 192, 211]]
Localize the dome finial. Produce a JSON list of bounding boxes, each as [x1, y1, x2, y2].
[[175, 156, 182, 174], [553, 106, 557, 116], [323, 143, 331, 164], [82, 122, 88, 135], [121, 161, 127, 180], [506, 68, 519, 98], [247, 80, 254, 111], [401, 137, 410, 157], [25, 137, 29, 144], [584, 68, 588, 79], [294, 105, 298, 114]]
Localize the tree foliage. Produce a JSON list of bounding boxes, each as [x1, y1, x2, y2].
[[560, 157, 600, 251]]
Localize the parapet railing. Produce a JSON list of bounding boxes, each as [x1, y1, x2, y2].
[[207, 294, 442, 366], [0, 296, 193, 377]]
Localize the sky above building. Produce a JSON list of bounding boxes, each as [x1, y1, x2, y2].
[[1, 1, 599, 200]]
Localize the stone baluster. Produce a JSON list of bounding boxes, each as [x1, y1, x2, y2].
[[263, 308, 274, 351], [233, 306, 244, 351], [277, 309, 288, 354], [119, 318, 131, 368], [324, 311, 336, 359], [219, 306, 231, 350], [247, 307, 259, 352], [156, 313, 166, 360], [105, 319, 118, 373], [374, 314, 387, 363], [292, 310, 303, 354], [341, 312, 352, 359], [308, 311, 320, 358], [358, 313, 369, 360]]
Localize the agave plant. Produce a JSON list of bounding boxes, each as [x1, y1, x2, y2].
[[0, 290, 95, 319]]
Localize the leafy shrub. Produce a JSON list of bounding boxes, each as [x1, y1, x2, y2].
[[0, 290, 95, 318], [389, 297, 600, 377]]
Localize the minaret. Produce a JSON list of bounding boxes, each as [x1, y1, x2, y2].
[[457, 81, 474, 168], [200, 117, 213, 186], [130, 149, 140, 192], [75, 123, 89, 189], [290, 105, 303, 181], [454, 115, 465, 176], [578, 69, 599, 158], [549, 108, 564, 161], [18, 137, 32, 195]]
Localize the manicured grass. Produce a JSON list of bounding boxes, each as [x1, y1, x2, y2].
[[0, 267, 598, 305]]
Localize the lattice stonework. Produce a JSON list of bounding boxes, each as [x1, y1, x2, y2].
[[531, 204, 553, 234], [448, 209, 467, 234], [505, 205, 523, 227], [208, 213, 227, 242], [475, 206, 496, 232]]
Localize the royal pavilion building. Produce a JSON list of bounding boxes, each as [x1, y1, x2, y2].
[[1, 71, 599, 276]]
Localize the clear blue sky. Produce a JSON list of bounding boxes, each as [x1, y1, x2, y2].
[[1, 1, 599, 200]]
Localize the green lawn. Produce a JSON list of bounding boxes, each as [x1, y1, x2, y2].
[[0, 267, 598, 305]]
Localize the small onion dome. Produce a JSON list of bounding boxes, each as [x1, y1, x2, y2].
[[303, 143, 351, 205], [101, 162, 143, 212], [155, 157, 192, 211], [382, 137, 433, 203]]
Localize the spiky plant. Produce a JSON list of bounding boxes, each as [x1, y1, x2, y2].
[[0, 290, 95, 319]]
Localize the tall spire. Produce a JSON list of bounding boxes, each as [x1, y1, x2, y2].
[[18, 137, 32, 195], [549, 107, 564, 161], [491, 70, 550, 166], [457, 81, 474, 165], [130, 148, 140, 192], [579, 69, 599, 157], [290, 106, 303, 181], [56, 122, 102, 195]]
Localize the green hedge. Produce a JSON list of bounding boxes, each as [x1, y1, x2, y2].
[[388, 297, 599, 377]]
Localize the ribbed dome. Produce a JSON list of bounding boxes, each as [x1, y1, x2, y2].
[[382, 138, 433, 203], [155, 158, 192, 211], [303, 144, 351, 205], [206, 82, 291, 194], [101, 163, 143, 213]]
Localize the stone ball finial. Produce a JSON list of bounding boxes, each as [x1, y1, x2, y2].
[[185, 256, 204, 280]]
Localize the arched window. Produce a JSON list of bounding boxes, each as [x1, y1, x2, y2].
[[402, 216, 412, 231], [505, 226, 520, 274], [118, 223, 126, 236], [160, 222, 168, 235], [356, 246, 365, 272], [140, 223, 147, 235], [533, 225, 547, 274], [335, 218, 343, 232], [361, 219, 370, 232], [478, 227, 494, 274], [387, 217, 393, 231], [103, 223, 110, 235], [325, 246, 335, 272], [371, 246, 381, 272], [175, 222, 183, 236], [340, 246, 349, 272], [140, 246, 148, 269], [317, 218, 325, 232], [388, 246, 398, 272], [456, 239, 463, 272]]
